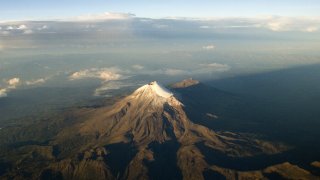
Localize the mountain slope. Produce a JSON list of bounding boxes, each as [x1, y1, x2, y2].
[[41, 81, 286, 180], [0, 81, 295, 179]]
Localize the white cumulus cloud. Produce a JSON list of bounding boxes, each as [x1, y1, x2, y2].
[[199, 63, 231, 72], [132, 64, 144, 70], [259, 16, 320, 32], [23, 29, 33, 34], [17, 24, 28, 30], [0, 77, 21, 98], [2, 24, 34, 35], [37, 25, 48, 31], [305, 27, 318, 32], [94, 81, 132, 97], [71, 12, 135, 21], [25, 78, 46, 85], [199, 26, 210, 29], [7, 77, 20, 88], [69, 68, 122, 81], [0, 88, 7, 97], [202, 45, 215, 50], [164, 68, 187, 76]]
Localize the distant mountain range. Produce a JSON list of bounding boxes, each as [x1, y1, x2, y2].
[[0, 79, 319, 179]]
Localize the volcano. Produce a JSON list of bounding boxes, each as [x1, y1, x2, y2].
[[36, 81, 286, 180]]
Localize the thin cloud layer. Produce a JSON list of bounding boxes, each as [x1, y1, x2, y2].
[[0, 15, 319, 39], [0, 14, 319, 53], [69, 68, 122, 81], [7, 77, 20, 88], [0, 24, 34, 35], [146, 63, 231, 77], [132, 65, 144, 70], [0, 88, 7, 97], [199, 63, 231, 72], [70, 12, 135, 21], [94, 81, 132, 97], [0, 77, 21, 98], [261, 16, 320, 32], [25, 78, 46, 86], [202, 45, 215, 50], [196, 16, 320, 32], [164, 68, 187, 76]]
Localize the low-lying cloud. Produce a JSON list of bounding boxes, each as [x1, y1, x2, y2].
[[132, 64, 144, 70], [7, 77, 20, 88], [94, 81, 132, 97], [0, 88, 7, 97], [202, 45, 215, 50], [199, 63, 231, 72], [164, 68, 187, 76], [25, 78, 46, 85], [0, 76, 51, 98], [1, 24, 34, 35], [69, 68, 122, 81], [0, 77, 21, 98], [261, 16, 320, 32], [149, 63, 231, 77], [71, 12, 135, 22]]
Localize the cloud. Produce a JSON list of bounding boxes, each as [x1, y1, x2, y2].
[[0, 77, 21, 98], [6, 26, 14, 30], [194, 16, 320, 32], [69, 68, 122, 81], [1, 24, 34, 35], [153, 24, 169, 29], [202, 45, 215, 50], [150, 63, 230, 77], [37, 25, 48, 31], [199, 63, 231, 72], [256, 16, 320, 32], [0, 88, 7, 97], [94, 81, 132, 97], [17, 24, 27, 30], [132, 64, 144, 70], [99, 71, 121, 81], [23, 29, 33, 34], [25, 78, 46, 85], [199, 26, 210, 29], [71, 12, 135, 21], [0, 30, 10, 35], [69, 68, 131, 97], [304, 27, 318, 32], [1, 15, 318, 40], [7, 77, 20, 88], [164, 68, 187, 76]]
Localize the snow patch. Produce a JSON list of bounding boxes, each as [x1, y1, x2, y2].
[[149, 81, 173, 98], [134, 81, 173, 99]]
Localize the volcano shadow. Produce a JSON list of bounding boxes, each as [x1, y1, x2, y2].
[[196, 142, 291, 171], [0, 161, 11, 176], [146, 140, 183, 180], [104, 143, 138, 178]]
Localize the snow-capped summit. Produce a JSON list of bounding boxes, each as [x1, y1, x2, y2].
[[134, 81, 173, 98], [148, 81, 173, 98], [131, 81, 182, 107]]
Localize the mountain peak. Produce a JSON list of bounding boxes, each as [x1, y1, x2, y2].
[[149, 81, 173, 98], [136, 81, 173, 98], [171, 78, 200, 88], [131, 81, 182, 107]]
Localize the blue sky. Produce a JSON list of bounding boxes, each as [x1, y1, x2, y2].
[[1, 0, 320, 21]]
